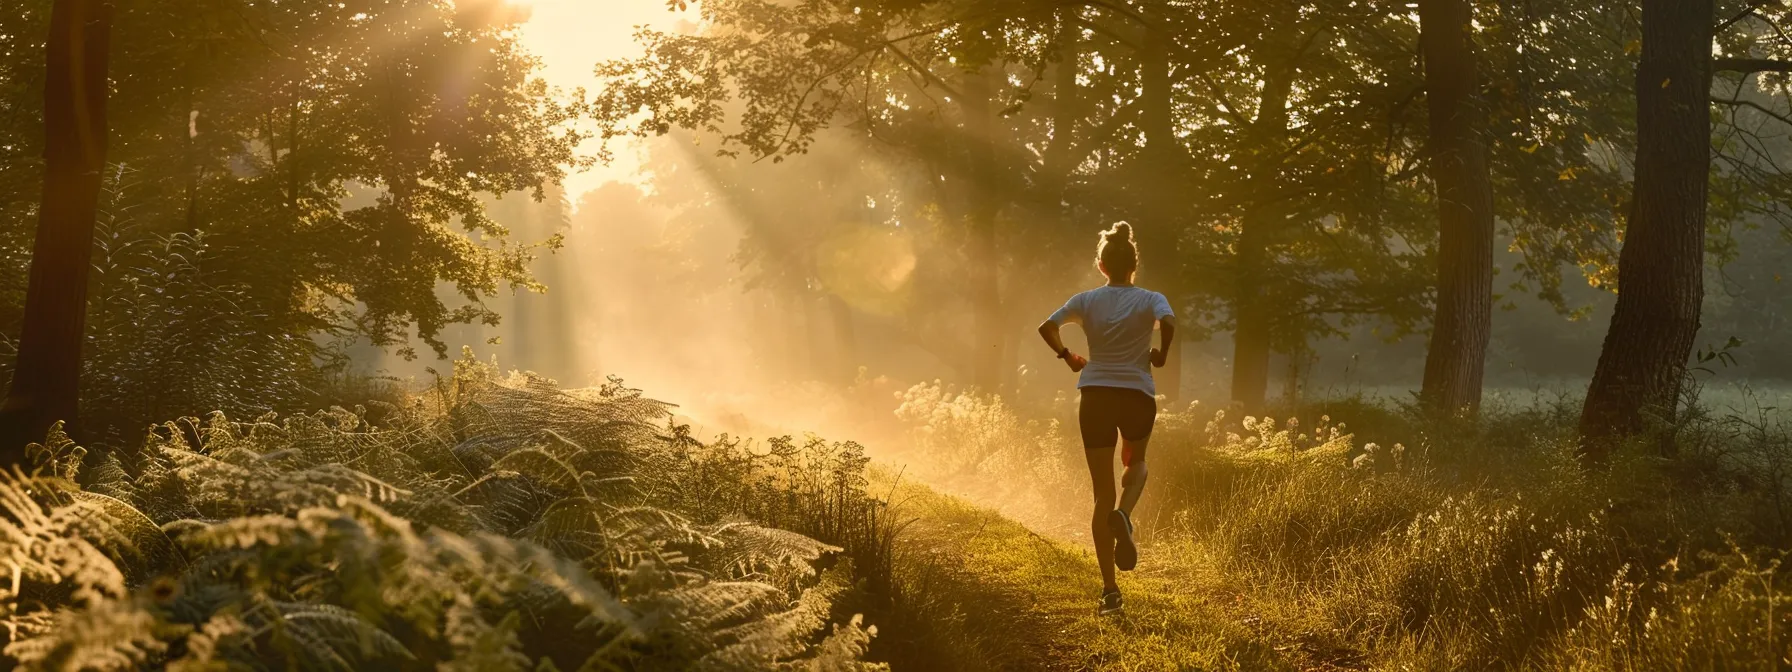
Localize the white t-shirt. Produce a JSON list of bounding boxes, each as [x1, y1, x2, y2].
[[1048, 285, 1175, 396]]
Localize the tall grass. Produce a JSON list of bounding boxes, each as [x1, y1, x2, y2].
[[886, 385, 1792, 668]]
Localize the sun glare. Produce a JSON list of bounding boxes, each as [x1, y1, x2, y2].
[[517, 0, 699, 199]]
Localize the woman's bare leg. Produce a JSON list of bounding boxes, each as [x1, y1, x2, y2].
[[1084, 443, 1119, 593], [1117, 436, 1150, 515]]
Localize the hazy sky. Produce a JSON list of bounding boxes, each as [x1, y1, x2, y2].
[[516, 0, 699, 201]]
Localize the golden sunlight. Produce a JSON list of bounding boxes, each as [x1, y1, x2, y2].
[[517, 0, 699, 199]]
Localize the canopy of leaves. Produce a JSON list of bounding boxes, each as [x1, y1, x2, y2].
[[0, 0, 584, 438]]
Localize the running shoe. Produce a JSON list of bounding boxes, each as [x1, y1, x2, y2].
[[1098, 589, 1124, 616], [1110, 508, 1138, 571]]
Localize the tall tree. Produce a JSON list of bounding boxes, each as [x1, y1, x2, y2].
[[0, 0, 577, 442], [0, 0, 112, 456], [1577, 0, 1713, 462], [1133, 18, 1188, 400], [1416, 0, 1496, 414], [1227, 44, 1295, 411], [961, 63, 1006, 391], [1177, 0, 1433, 411]]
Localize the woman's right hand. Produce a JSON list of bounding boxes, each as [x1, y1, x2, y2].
[[1066, 353, 1087, 372]]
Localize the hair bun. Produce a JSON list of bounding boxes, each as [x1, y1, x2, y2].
[[1106, 221, 1133, 243]]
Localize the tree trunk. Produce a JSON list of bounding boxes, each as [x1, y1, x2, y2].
[[1230, 271, 1273, 409], [1231, 55, 1295, 411], [1417, 0, 1496, 416], [826, 293, 858, 384], [1577, 0, 1712, 464], [1, 0, 113, 458], [1041, 9, 1080, 202], [798, 291, 818, 379], [963, 66, 1005, 392], [1140, 22, 1187, 402]]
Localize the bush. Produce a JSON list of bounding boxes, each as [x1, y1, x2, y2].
[[890, 381, 1081, 532]]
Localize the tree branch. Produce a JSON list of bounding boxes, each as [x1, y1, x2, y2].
[[1714, 58, 1792, 74], [1712, 95, 1792, 128]]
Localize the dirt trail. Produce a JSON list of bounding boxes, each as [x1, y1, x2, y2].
[[670, 400, 1347, 670], [867, 481, 1317, 672]]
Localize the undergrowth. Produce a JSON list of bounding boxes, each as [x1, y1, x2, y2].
[[885, 382, 1792, 669], [0, 351, 892, 671]]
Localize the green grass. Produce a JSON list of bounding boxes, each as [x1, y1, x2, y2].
[[860, 381, 1792, 670], [861, 477, 1300, 671]]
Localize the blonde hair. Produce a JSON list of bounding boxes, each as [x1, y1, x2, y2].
[[1097, 221, 1138, 275]]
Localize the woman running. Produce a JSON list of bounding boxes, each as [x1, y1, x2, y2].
[[1037, 221, 1175, 616]]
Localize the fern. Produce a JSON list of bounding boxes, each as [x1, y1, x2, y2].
[[2, 357, 887, 670], [440, 596, 532, 672]]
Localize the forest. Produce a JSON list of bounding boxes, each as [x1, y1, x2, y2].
[[4, 0, 1792, 669]]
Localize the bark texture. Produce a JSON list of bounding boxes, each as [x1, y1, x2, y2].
[[1231, 57, 1295, 411], [1417, 0, 1497, 415], [2, 0, 113, 458], [1578, 0, 1713, 463]]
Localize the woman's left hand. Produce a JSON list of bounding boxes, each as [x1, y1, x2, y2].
[[1149, 348, 1167, 368]]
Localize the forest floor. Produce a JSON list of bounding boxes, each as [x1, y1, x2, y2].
[[864, 479, 1355, 672]]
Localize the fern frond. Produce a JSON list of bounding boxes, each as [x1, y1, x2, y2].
[[439, 596, 531, 672], [270, 601, 414, 666], [68, 490, 190, 584], [785, 614, 887, 672], [490, 448, 584, 492], [2, 600, 167, 671], [165, 612, 249, 672], [703, 521, 840, 579], [694, 566, 848, 670]]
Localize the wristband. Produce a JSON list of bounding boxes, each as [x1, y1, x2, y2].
[[1056, 347, 1071, 360]]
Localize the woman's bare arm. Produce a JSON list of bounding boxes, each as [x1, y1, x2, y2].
[[1039, 321, 1086, 372], [1150, 316, 1176, 367]]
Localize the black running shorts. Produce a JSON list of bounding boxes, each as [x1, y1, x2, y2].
[[1078, 386, 1156, 459]]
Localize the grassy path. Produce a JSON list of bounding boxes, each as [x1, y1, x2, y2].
[[866, 482, 1316, 672]]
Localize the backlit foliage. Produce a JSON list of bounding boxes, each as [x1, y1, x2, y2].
[[1, 354, 887, 670], [0, 0, 584, 439]]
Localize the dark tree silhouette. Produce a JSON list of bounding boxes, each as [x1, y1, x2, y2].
[[1417, 0, 1496, 415], [961, 65, 1006, 392], [1578, 0, 1712, 463], [1229, 48, 1295, 412], [1136, 21, 1187, 401], [0, 0, 112, 459]]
